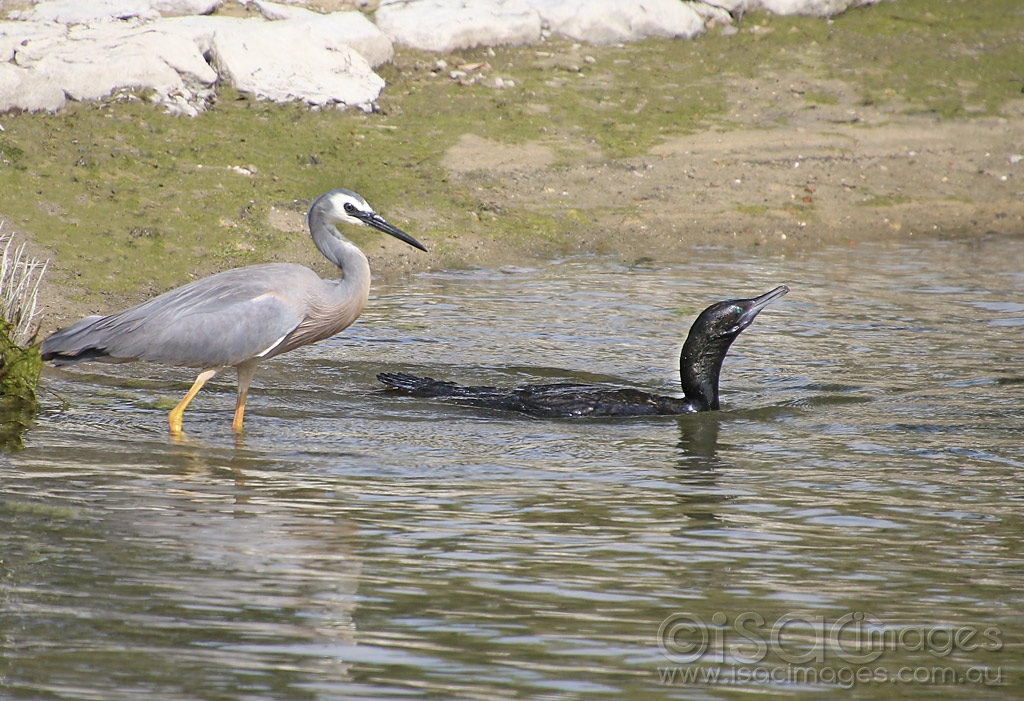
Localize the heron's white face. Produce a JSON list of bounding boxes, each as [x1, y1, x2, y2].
[[309, 187, 426, 251], [330, 191, 375, 228]]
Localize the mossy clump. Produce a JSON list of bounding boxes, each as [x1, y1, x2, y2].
[[0, 319, 41, 449], [0, 232, 48, 448]]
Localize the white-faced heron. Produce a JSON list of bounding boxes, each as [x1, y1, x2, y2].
[[41, 188, 426, 434]]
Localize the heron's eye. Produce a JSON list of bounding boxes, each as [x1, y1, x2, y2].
[[344, 202, 357, 214]]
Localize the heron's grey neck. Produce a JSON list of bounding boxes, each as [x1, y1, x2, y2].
[[308, 213, 372, 297]]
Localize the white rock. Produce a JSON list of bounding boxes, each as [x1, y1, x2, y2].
[[688, 2, 736, 25], [375, 0, 542, 52], [11, 0, 160, 24], [0, 8, 390, 114], [152, 0, 223, 16], [252, 0, 310, 20], [694, 0, 749, 13], [6, 20, 217, 113], [131, 25, 220, 88], [0, 21, 67, 63], [31, 37, 192, 102], [152, 14, 244, 54], [0, 63, 66, 112], [208, 19, 385, 109], [15, 22, 216, 102], [753, 0, 882, 17], [252, 1, 394, 66], [522, 0, 705, 44]]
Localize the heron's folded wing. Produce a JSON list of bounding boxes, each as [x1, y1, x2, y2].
[[106, 290, 305, 367]]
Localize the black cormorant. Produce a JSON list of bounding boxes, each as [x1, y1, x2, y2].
[[378, 285, 788, 418]]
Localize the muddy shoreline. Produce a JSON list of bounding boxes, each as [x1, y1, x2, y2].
[[31, 98, 1024, 337], [10, 3, 1024, 336]]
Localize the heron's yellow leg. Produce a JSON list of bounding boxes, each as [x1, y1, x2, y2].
[[232, 363, 259, 434], [168, 368, 219, 435]]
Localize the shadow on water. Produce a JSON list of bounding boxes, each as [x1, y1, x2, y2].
[[0, 398, 36, 450], [670, 413, 729, 525], [675, 412, 723, 464], [3, 427, 368, 698]]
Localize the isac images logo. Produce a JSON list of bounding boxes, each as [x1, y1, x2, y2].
[[656, 611, 1003, 689]]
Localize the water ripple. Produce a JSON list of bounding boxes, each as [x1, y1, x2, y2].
[[8, 237, 1024, 698]]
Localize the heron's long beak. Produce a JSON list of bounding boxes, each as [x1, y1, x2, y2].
[[737, 285, 789, 328], [358, 211, 428, 252]]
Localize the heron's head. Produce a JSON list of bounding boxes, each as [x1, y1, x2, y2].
[[311, 188, 427, 251]]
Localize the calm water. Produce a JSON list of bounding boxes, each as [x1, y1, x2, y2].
[[3, 236, 1022, 699]]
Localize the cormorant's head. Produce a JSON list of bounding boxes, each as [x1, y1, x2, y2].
[[680, 285, 789, 411], [693, 285, 789, 342]]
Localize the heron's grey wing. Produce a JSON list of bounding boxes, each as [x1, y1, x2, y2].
[[40, 315, 110, 365], [44, 264, 318, 368]]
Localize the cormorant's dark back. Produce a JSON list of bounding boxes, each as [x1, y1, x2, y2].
[[377, 285, 789, 418]]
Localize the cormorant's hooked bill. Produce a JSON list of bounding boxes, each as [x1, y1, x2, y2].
[[378, 285, 789, 418]]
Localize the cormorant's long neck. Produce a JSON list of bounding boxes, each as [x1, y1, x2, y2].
[[307, 205, 372, 309], [679, 334, 738, 412]]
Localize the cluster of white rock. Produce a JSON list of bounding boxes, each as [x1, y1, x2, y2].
[[0, 0, 884, 116]]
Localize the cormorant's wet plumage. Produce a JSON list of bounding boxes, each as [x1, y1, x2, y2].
[[378, 285, 788, 418]]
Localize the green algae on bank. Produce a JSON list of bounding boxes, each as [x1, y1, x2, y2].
[[0, 320, 40, 450], [0, 232, 47, 449]]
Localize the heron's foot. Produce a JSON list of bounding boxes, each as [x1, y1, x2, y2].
[[168, 410, 184, 435], [168, 368, 218, 436]]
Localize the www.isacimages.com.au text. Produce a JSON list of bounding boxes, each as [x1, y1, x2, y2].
[[657, 664, 1003, 689]]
